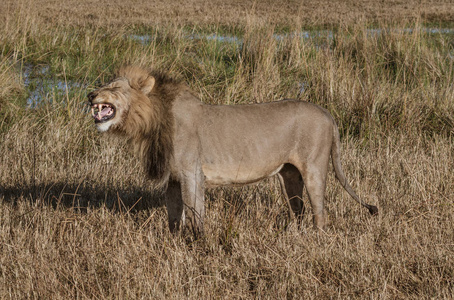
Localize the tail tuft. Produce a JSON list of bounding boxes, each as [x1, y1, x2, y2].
[[368, 205, 378, 215]]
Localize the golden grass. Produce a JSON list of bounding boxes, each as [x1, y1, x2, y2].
[[1, 0, 454, 28], [0, 0, 454, 298], [1, 133, 453, 298]]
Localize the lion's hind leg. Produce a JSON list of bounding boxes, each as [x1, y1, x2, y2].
[[278, 164, 305, 226], [299, 160, 329, 230]]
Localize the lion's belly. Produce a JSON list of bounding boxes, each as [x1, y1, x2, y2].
[[202, 165, 283, 187], [202, 163, 284, 187]]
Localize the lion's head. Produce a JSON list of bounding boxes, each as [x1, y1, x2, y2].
[[87, 65, 183, 188], [87, 66, 157, 134]]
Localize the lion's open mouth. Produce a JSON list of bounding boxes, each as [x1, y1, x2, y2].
[[91, 103, 115, 123]]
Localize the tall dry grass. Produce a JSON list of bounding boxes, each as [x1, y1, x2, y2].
[[1, 1, 454, 299], [1, 134, 453, 298], [2, 0, 454, 28]]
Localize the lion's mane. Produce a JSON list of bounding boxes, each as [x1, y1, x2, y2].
[[115, 66, 185, 189]]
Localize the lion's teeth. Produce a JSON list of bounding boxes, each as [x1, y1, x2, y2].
[[91, 103, 113, 119]]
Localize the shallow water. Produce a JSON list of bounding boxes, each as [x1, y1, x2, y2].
[[128, 30, 333, 46], [23, 65, 84, 107], [128, 27, 454, 46], [129, 34, 153, 45]]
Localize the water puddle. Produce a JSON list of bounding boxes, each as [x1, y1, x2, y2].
[[23, 65, 84, 107], [196, 34, 242, 45], [129, 34, 153, 45], [366, 27, 454, 38], [128, 30, 332, 46], [128, 27, 454, 47], [129, 32, 243, 45]]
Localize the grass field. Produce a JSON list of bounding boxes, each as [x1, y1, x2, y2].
[[1, 0, 453, 298]]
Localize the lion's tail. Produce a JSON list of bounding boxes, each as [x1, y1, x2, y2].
[[331, 121, 378, 215]]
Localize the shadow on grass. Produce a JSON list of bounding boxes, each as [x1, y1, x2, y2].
[[0, 181, 164, 213]]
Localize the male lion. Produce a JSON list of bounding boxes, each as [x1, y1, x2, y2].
[[88, 65, 378, 233]]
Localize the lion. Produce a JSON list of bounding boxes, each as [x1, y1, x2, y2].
[[87, 65, 378, 234]]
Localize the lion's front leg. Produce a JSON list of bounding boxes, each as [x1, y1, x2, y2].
[[165, 180, 184, 233], [180, 168, 206, 236]]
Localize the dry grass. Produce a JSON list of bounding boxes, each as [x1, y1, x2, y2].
[[1, 1, 454, 299], [1, 134, 453, 298], [1, 0, 454, 28]]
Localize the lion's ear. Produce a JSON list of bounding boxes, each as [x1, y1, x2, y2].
[[141, 76, 156, 94]]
